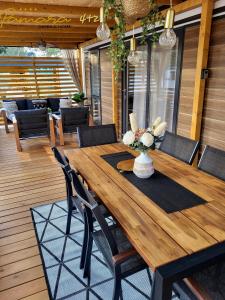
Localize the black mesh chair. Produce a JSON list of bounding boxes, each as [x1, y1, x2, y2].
[[53, 107, 89, 146], [198, 145, 225, 181], [159, 131, 200, 165], [76, 189, 148, 300], [52, 147, 77, 235], [13, 108, 55, 151], [77, 124, 117, 148], [52, 147, 111, 272]]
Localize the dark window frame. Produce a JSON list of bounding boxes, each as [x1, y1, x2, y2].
[[89, 49, 102, 125]]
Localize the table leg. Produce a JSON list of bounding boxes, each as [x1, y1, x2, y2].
[[151, 270, 172, 300]]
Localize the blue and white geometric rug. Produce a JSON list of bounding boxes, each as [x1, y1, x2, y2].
[[31, 200, 179, 300]]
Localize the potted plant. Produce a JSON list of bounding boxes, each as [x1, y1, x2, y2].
[[71, 92, 86, 106]]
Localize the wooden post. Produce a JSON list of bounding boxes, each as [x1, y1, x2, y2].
[[190, 0, 214, 142]]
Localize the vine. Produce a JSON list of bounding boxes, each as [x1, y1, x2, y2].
[[102, 0, 163, 79]]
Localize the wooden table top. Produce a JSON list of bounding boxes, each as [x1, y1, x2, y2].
[[65, 144, 225, 270]]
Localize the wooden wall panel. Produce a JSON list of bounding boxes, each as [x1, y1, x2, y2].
[[201, 18, 225, 151], [84, 52, 91, 100], [100, 48, 113, 124], [177, 25, 199, 137]]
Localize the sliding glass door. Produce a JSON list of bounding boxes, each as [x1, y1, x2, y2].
[[122, 29, 184, 133]]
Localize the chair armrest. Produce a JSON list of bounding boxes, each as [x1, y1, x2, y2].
[[112, 249, 137, 266], [12, 116, 17, 124], [52, 113, 61, 120]]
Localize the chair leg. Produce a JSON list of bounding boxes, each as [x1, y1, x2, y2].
[[13, 120, 22, 152], [80, 217, 88, 269], [112, 275, 122, 300], [83, 233, 93, 279], [66, 207, 72, 235], [58, 119, 64, 146], [49, 116, 56, 147]]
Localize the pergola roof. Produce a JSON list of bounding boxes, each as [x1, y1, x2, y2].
[[0, 0, 184, 49]]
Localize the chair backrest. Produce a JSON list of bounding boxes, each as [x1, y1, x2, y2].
[[60, 107, 89, 133], [77, 124, 117, 148], [198, 145, 225, 181], [14, 108, 49, 138], [159, 131, 200, 165], [52, 147, 74, 209], [75, 185, 119, 262]]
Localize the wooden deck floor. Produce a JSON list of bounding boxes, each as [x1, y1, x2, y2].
[[0, 126, 76, 300]]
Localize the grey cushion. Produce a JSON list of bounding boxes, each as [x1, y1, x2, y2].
[[32, 99, 47, 109], [3, 101, 18, 118]]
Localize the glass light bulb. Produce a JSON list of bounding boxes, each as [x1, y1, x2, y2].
[[127, 50, 141, 65], [159, 28, 176, 49], [96, 22, 110, 40]]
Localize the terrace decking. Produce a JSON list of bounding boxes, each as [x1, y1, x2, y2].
[[0, 126, 76, 300]]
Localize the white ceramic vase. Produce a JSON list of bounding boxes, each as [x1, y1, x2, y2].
[[133, 152, 154, 179]]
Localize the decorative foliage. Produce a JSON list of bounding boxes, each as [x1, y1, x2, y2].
[[103, 0, 163, 78], [71, 92, 86, 103]]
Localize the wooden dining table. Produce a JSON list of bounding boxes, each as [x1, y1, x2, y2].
[[65, 143, 225, 300]]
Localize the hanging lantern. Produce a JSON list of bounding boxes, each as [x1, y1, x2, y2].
[[159, 1, 177, 49], [96, 7, 110, 41], [127, 36, 142, 65]]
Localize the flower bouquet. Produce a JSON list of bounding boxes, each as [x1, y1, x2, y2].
[[123, 113, 167, 178]]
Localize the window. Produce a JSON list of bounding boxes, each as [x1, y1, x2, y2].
[[123, 29, 183, 133]]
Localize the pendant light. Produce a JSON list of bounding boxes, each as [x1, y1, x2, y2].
[[159, 0, 176, 49], [127, 26, 141, 65], [96, 7, 110, 41]]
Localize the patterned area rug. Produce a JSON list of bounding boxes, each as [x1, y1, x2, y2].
[[31, 200, 179, 300]]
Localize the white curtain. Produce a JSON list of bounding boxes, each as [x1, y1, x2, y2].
[[61, 49, 82, 92], [149, 42, 178, 131], [132, 45, 148, 129]]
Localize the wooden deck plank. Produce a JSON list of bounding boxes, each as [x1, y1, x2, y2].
[[0, 126, 76, 299]]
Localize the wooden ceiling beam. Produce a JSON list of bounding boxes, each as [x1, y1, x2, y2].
[[80, 0, 203, 48], [0, 24, 97, 33], [0, 0, 102, 7], [0, 17, 99, 27], [0, 2, 100, 18], [0, 31, 95, 39], [0, 42, 77, 48], [0, 37, 87, 43]]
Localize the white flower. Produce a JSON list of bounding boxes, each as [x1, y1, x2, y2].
[[129, 113, 138, 133], [140, 132, 154, 147], [123, 131, 135, 145], [152, 117, 161, 128], [153, 122, 167, 136]]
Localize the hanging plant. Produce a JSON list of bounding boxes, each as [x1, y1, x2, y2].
[[102, 0, 163, 79]]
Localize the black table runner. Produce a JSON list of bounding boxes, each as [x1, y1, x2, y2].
[[101, 151, 206, 213]]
